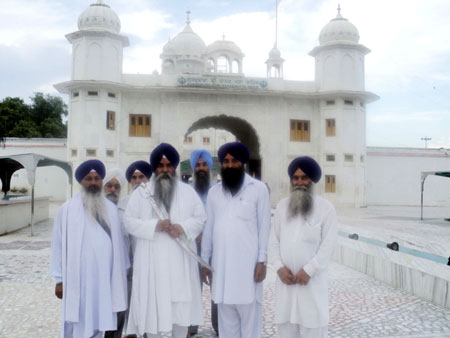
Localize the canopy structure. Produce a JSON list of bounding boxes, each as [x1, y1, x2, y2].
[[0, 153, 73, 235], [420, 171, 450, 220]]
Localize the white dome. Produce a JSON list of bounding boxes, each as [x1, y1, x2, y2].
[[78, 0, 121, 34], [163, 24, 206, 57], [319, 12, 359, 45], [206, 39, 243, 56], [268, 46, 281, 59]]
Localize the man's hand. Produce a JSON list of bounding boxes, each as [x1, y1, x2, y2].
[[254, 262, 267, 283], [156, 219, 171, 233], [168, 224, 185, 239], [201, 266, 212, 286], [277, 267, 295, 285], [55, 282, 63, 299], [294, 268, 311, 285]]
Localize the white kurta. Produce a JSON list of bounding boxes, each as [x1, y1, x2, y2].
[[269, 195, 338, 328], [124, 180, 206, 335], [50, 193, 129, 338], [201, 174, 272, 305]]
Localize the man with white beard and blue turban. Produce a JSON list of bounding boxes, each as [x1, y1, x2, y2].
[[50, 159, 129, 338], [269, 156, 337, 338], [124, 143, 206, 338]]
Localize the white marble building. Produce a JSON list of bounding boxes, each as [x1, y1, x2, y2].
[[52, 0, 379, 206]]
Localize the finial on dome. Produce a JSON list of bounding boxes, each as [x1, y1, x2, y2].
[[337, 4, 342, 18], [92, 0, 108, 7], [186, 9, 191, 25]]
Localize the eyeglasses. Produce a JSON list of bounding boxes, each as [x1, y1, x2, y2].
[[105, 183, 121, 190]]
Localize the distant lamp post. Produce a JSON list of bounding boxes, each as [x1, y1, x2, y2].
[[421, 137, 432, 148]]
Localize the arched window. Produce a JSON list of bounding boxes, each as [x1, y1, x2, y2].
[[232, 60, 239, 73], [207, 58, 215, 72], [217, 56, 229, 73], [270, 65, 280, 78]]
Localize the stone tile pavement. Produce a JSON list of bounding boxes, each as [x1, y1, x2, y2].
[[1, 217, 450, 337]]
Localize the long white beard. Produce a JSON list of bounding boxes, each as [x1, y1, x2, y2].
[[288, 184, 313, 218], [81, 187, 109, 227], [154, 172, 176, 212]]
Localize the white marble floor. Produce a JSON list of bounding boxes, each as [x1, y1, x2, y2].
[[1, 205, 450, 337]]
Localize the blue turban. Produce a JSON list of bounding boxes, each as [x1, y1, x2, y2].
[[288, 156, 322, 183], [190, 149, 213, 170], [126, 161, 152, 182], [218, 142, 249, 164], [150, 143, 180, 172], [75, 159, 105, 183]]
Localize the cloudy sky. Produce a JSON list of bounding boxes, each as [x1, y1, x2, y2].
[[1, 0, 449, 148]]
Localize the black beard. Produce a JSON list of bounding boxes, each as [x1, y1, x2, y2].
[[154, 172, 176, 212], [221, 166, 245, 192], [288, 184, 313, 218], [194, 170, 210, 195]]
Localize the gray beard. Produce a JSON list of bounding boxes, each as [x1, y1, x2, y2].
[[81, 187, 109, 227], [288, 184, 313, 218], [105, 191, 119, 205], [154, 172, 176, 212]]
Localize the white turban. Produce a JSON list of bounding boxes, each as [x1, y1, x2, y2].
[[103, 168, 127, 196]]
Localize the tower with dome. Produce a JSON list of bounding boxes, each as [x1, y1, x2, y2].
[[55, 1, 378, 207]]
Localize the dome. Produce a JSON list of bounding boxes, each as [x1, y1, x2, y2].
[[319, 10, 359, 45], [206, 39, 243, 56], [268, 46, 281, 59], [162, 24, 206, 57], [78, 0, 121, 34]]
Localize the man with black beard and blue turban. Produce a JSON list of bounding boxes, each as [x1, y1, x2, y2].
[[269, 156, 337, 338], [201, 142, 271, 338], [124, 143, 206, 338]]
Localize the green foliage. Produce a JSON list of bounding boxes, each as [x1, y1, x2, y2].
[[0, 93, 67, 139]]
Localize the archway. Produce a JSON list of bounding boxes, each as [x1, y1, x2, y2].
[[184, 114, 261, 179]]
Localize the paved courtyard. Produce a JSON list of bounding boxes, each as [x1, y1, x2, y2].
[[1, 205, 450, 337]]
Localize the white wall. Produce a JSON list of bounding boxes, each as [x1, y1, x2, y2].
[[0, 138, 70, 202], [366, 147, 450, 206]]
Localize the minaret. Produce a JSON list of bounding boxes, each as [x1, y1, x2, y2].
[[309, 5, 370, 91], [67, 0, 129, 82], [266, 0, 284, 78], [266, 45, 284, 78]]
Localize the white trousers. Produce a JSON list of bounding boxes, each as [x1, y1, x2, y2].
[[218, 300, 262, 338], [63, 323, 102, 338], [146, 325, 187, 338], [277, 322, 328, 338]]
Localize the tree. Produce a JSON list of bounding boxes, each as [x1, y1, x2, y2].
[[0, 93, 68, 139], [30, 93, 67, 138]]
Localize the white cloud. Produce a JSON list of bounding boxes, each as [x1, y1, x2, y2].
[[120, 10, 174, 40]]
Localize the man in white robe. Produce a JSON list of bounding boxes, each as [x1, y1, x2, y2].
[[188, 149, 218, 336], [269, 156, 337, 338], [124, 143, 206, 338], [50, 159, 129, 338], [201, 142, 272, 338], [102, 168, 133, 338], [117, 161, 152, 338]]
